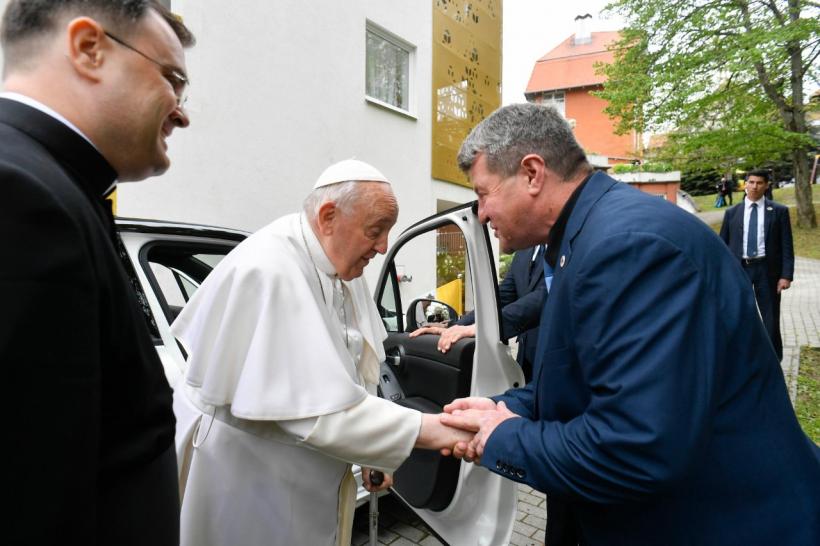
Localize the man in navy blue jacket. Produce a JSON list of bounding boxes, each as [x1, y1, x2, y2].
[[441, 103, 820, 545], [719, 170, 794, 360], [411, 245, 546, 382]]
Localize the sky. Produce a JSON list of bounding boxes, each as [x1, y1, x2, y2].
[[501, 0, 624, 104]]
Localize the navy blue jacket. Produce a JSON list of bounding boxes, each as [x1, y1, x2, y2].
[[456, 246, 545, 380], [484, 172, 820, 545], [719, 198, 794, 281]]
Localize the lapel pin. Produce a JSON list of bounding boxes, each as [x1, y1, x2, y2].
[[767, 207, 773, 211], [560, 255, 566, 267]]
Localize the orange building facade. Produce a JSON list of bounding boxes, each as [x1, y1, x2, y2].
[[525, 28, 639, 165]]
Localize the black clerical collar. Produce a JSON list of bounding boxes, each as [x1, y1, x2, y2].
[[0, 98, 117, 197], [544, 172, 593, 268]]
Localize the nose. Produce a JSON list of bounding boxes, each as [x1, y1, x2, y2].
[[375, 234, 389, 255], [477, 201, 490, 224], [170, 105, 190, 128]]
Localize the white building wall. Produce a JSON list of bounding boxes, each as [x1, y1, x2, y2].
[[0, 0, 478, 287], [120, 1, 432, 226]]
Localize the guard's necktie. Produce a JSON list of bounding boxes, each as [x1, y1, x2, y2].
[[747, 203, 758, 258]]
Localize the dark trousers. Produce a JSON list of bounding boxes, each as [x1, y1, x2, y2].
[[742, 259, 783, 360]]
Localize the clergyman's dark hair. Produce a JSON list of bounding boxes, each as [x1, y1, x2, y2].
[[1, 0, 194, 72]]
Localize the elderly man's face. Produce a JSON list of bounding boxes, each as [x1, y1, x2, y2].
[[325, 183, 398, 281], [100, 9, 190, 180]]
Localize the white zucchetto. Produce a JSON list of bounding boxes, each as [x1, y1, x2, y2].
[[313, 159, 391, 189]]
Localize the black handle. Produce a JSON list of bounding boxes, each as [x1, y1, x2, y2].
[[369, 470, 384, 487]]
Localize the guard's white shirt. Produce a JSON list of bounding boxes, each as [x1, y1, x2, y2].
[[743, 196, 766, 258], [172, 213, 421, 546]]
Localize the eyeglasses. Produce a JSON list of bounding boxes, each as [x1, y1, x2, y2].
[[104, 30, 189, 108]]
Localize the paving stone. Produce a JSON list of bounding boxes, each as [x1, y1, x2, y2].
[[518, 491, 545, 506], [419, 536, 445, 546], [517, 483, 534, 493], [375, 528, 398, 543], [523, 514, 547, 529], [390, 522, 426, 542], [513, 519, 539, 537], [509, 530, 544, 546], [391, 537, 427, 546], [533, 529, 546, 542], [517, 502, 547, 519]]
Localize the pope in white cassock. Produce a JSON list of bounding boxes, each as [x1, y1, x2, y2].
[[172, 159, 470, 546]]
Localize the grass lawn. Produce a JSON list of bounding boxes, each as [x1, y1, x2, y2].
[[796, 346, 820, 443]]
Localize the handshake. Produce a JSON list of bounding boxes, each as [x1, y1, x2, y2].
[[417, 397, 521, 464]]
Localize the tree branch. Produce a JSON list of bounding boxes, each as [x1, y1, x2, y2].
[[760, 0, 787, 25]]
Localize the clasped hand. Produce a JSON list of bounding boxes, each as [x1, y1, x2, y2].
[[437, 397, 520, 464]]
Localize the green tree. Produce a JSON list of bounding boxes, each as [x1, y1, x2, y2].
[[598, 0, 819, 228]]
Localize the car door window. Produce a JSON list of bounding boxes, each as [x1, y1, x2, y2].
[[140, 244, 233, 323], [379, 221, 474, 332]]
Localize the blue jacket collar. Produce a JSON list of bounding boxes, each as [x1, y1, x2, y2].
[[563, 171, 619, 248]]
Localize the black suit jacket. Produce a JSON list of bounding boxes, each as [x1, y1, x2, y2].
[[0, 98, 178, 545], [457, 246, 546, 379], [719, 198, 794, 281]]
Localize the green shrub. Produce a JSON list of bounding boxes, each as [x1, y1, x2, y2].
[[612, 162, 675, 174]]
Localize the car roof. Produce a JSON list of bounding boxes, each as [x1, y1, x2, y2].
[[115, 217, 248, 242]]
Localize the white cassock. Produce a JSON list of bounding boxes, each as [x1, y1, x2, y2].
[[172, 212, 422, 546]]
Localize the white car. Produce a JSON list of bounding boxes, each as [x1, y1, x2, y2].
[[118, 204, 521, 546]]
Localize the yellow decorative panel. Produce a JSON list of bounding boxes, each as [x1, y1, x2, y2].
[[432, 0, 502, 187]]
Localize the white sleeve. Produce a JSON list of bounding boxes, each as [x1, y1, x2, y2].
[[277, 395, 422, 473]]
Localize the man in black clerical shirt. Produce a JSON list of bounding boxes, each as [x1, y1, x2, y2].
[[0, 2, 194, 544]]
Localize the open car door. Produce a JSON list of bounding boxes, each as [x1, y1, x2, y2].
[[374, 203, 523, 545]]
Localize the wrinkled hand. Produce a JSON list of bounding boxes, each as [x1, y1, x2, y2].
[[408, 324, 476, 353], [440, 401, 520, 464], [777, 278, 791, 294], [416, 413, 474, 451], [408, 325, 446, 339], [362, 468, 393, 493]]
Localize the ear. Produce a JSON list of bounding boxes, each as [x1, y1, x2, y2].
[[520, 154, 546, 197], [65, 17, 107, 81], [316, 201, 338, 236]]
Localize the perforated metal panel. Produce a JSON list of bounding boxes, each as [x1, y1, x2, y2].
[[431, 0, 502, 187]]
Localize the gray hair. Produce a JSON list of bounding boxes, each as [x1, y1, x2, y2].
[[457, 103, 591, 180], [303, 181, 381, 220], [1, 0, 195, 73]]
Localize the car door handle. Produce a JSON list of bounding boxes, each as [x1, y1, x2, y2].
[[385, 355, 401, 369]]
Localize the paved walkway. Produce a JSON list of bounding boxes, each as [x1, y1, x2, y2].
[[354, 253, 820, 546], [780, 256, 820, 399]]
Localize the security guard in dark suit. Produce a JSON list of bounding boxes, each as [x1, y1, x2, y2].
[[720, 169, 794, 359]]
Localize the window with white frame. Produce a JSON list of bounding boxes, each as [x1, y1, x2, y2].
[[366, 22, 414, 114], [539, 91, 565, 117]]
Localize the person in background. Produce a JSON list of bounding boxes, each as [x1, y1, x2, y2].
[[720, 169, 794, 360]]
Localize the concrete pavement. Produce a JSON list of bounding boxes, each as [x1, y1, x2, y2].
[[781, 256, 820, 400]]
